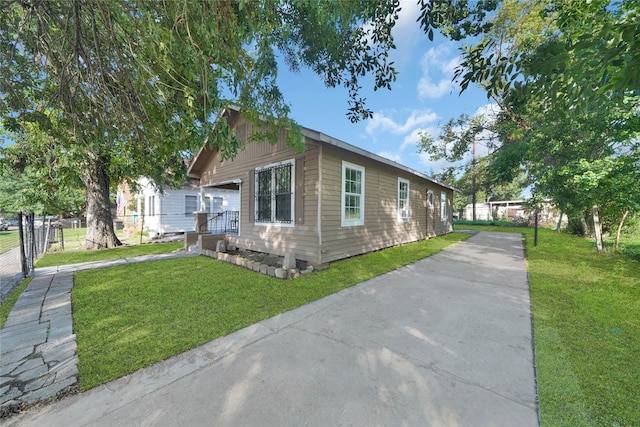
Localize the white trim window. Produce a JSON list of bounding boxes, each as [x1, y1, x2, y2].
[[185, 195, 198, 217], [255, 159, 295, 225], [427, 190, 434, 210], [398, 178, 410, 222], [440, 191, 448, 221], [211, 196, 223, 213], [147, 195, 156, 216], [341, 161, 365, 227], [203, 196, 223, 213]]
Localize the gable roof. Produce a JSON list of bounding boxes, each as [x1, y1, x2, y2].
[[188, 107, 456, 192]]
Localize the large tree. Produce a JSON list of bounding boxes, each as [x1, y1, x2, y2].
[[1, 0, 404, 249], [443, 0, 640, 249]]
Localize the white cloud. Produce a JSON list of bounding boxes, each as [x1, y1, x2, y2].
[[400, 126, 438, 152], [474, 102, 501, 120], [390, 0, 423, 64], [417, 45, 461, 99], [418, 151, 470, 177], [377, 151, 403, 163], [366, 109, 438, 136], [364, 109, 440, 171]]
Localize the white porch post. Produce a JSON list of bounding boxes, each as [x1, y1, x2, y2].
[[200, 186, 206, 212]]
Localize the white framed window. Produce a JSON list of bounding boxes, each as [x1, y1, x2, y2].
[[211, 196, 223, 212], [255, 159, 295, 225], [427, 190, 434, 210], [147, 195, 156, 216], [398, 178, 410, 222], [341, 161, 365, 227], [185, 195, 198, 217], [441, 192, 447, 221], [203, 196, 223, 213]]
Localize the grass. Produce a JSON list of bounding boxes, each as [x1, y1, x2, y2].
[[71, 232, 470, 391], [454, 218, 522, 227], [0, 278, 31, 329], [0, 230, 19, 255], [47, 227, 152, 252], [461, 225, 640, 426], [7, 225, 637, 424], [35, 242, 183, 268], [0, 226, 152, 256], [603, 232, 640, 262], [0, 241, 182, 329]]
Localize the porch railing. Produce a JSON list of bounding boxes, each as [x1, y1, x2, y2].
[[198, 211, 239, 234]]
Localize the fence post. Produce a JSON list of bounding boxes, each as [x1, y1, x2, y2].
[[534, 207, 539, 247], [43, 218, 51, 255], [18, 212, 27, 278], [29, 212, 36, 272]]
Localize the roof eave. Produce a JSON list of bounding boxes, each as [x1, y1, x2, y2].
[[302, 127, 457, 192]]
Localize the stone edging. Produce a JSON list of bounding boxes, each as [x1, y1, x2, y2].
[[200, 250, 314, 279]]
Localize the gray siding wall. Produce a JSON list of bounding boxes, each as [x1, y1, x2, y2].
[[200, 119, 321, 262], [318, 145, 452, 264]]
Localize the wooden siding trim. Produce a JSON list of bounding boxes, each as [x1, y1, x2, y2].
[[295, 155, 305, 224], [248, 169, 255, 223]]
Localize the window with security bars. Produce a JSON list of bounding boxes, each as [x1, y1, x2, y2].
[[255, 161, 293, 224]]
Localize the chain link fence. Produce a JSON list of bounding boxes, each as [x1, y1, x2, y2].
[[0, 212, 62, 303]]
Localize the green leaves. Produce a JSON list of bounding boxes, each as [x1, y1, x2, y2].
[[0, 0, 414, 222], [432, 0, 640, 235]]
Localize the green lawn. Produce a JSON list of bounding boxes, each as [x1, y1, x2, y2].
[[35, 241, 183, 268], [47, 227, 153, 252], [72, 233, 470, 391], [462, 225, 639, 426], [603, 232, 640, 262], [0, 230, 19, 255], [5, 226, 638, 425]]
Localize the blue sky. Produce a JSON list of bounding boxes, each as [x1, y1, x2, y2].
[[275, 1, 497, 178]]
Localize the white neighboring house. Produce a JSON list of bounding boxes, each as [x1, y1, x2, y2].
[[118, 177, 240, 236], [464, 199, 561, 225], [464, 201, 527, 221]]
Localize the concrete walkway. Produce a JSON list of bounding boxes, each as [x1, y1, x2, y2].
[[3, 232, 538, 426], [0, 252, 195, 415]]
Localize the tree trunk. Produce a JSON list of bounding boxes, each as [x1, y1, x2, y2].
[[592, 205, 603, 252], [81, 154, 122, 250], [472, 137, 477, 221], [555, 211, 563, 232], [579, 212, 589, 236], [614, 209, 629, 252]]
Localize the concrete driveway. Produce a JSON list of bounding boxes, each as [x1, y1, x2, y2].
[[6, 231, 538, 426]]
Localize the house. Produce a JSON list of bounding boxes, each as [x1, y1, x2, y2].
[[116, 177, 240, 236], [464, 199, 563, 226], [187, 108, 454, 265]]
